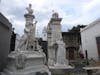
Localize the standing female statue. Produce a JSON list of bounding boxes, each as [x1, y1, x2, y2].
[[55, 39, 67, 66]]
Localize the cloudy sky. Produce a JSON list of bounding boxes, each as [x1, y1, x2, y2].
[[0, 0, 100, 37]]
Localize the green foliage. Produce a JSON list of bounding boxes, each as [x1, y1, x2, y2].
[[68, 25, 87, 32]]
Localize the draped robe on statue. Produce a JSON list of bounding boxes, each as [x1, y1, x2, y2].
[[55, 40, 67, 66]]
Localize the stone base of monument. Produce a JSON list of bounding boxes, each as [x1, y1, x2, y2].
[[1, 51, 51, 75], [49, 64, 74, 75]]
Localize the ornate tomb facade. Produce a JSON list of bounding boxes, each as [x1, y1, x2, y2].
[[1, 4, 51, 75], [47, 12, 73, 71]]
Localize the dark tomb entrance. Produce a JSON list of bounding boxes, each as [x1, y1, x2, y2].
[[96, 36, 100, 59]]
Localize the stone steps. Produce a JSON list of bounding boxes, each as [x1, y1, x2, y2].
[[1, 69, 11, 75], [1, 72, 7, 75], [1, 65, 50, 75]]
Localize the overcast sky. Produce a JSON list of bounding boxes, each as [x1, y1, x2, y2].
[[0, 0, 100, 37]]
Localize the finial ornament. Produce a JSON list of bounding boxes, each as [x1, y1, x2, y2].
[[26, 4, 33, 15], [52, 11, 59, 18], [52, 10, 55, 13]]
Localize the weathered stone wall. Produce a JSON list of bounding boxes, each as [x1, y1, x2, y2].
[[0, 13, 12, 72], [81, 18, 100, 60]]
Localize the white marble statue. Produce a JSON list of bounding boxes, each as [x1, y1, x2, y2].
[[0, 4, 51, 75], [55, 39, 67, 66], [17, 21, 37, 51], [26, 4, 33, 15], [17, 4, 37, 51]]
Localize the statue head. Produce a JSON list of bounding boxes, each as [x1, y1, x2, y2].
[[29, 4, 32, 8]]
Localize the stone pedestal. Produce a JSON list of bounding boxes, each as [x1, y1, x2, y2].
[[1, 51, 51, 75], [49, 65, 73, 75]]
